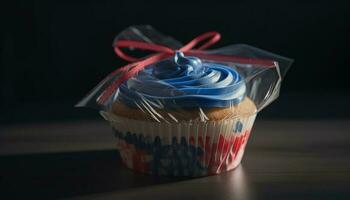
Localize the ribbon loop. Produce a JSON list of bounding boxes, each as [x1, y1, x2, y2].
[[114, 40, 174, 62], [179, 31, 221, 51]]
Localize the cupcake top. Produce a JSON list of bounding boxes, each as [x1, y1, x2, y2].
[[116, 51, 247, 109]]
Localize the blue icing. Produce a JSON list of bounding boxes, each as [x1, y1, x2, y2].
[[117, 51, 246, 108]]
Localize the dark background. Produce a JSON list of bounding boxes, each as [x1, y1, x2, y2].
[[1, 0, 350, 124], [1, 2, 350, 199]]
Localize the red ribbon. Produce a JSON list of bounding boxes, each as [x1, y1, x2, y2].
[[97, 31, 275, 105]]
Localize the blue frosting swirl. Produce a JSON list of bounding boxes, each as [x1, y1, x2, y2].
[[116, 51, 246, 108]]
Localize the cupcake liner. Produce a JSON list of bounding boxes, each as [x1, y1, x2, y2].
[[100, 111, 256, 177]]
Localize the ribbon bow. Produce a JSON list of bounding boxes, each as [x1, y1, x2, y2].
[[97, 31, 275, 105]]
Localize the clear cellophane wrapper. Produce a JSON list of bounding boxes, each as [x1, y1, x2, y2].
[[77, 25, 293, 177]]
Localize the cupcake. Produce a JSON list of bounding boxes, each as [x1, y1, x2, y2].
[[100, 51, 257, 177]]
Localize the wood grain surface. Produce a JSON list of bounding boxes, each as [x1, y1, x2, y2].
[[1, 120, 349, 199]]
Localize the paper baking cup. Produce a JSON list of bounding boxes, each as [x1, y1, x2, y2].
[[100, 111, 256, 177]]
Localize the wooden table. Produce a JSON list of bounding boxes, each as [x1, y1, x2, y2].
[[1, 119, 350, 200]]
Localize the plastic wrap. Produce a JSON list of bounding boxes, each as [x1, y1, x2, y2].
[[77, 25, 293, 177]]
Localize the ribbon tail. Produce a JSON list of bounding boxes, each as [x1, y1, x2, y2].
[[186, 51, 277, 67]]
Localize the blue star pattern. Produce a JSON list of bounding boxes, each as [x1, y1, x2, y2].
[[113, 128, 207, 176]]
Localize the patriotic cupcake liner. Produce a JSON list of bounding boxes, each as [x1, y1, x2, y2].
[[100, 111, 256, 177]]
